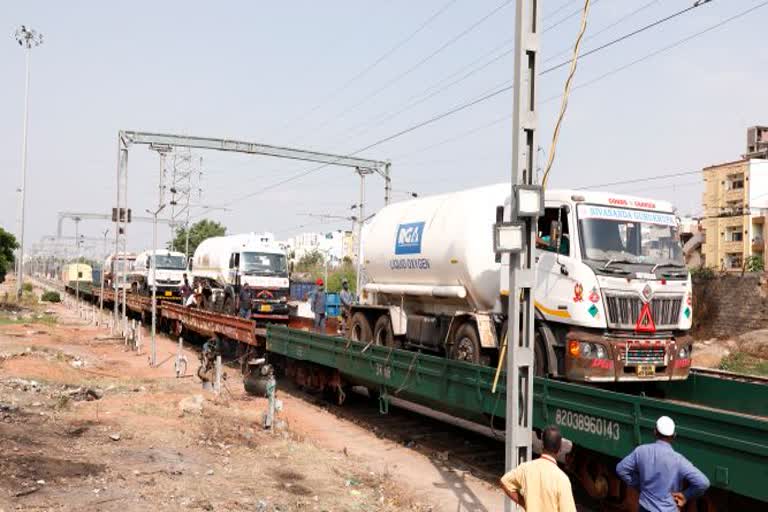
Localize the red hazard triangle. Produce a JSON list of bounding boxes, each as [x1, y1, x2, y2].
[[636, 303, 656, 333]]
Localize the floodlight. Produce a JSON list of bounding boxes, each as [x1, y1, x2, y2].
[[494, 222, 525, 254], [515, 185, 544, 217]]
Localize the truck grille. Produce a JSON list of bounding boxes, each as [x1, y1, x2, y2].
[[624, 346, 666, 365], [604, 292, 682, 329]]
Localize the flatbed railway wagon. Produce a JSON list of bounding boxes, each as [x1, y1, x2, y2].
[[267, 326, 768, 510], [61, 284, 768, 510]]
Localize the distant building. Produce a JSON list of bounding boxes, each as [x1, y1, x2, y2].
[[679, 216, 704, 268], [702, 129, 768, 270], [283, 229, 355, 267], [745, 125, 768, 159]]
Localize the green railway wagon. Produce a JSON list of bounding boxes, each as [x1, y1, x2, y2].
[[267, 326, 768, 507]]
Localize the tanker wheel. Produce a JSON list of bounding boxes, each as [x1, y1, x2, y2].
[[450, 323, 490, 365], [373, 315, 401, 349], [349, 312, 372, 342]]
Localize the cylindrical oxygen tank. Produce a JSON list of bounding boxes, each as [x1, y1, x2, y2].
[[363, 183, 509, 310]]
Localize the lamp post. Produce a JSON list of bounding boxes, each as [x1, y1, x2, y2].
[[13, 25, 43, 299], [147, 204, 166, 367]]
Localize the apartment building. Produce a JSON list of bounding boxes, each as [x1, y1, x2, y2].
[[702, 157, 768, 270]]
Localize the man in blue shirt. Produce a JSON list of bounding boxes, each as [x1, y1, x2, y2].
[[309, 278, 327, 332], [616, 416, 710, 512]]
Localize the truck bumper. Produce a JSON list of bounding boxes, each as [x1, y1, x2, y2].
[[154, 287, 182, 301], [563, 329, 693, 382], [248, 301, 290, 323]]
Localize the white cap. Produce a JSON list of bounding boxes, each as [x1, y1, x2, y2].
[[656, 416, 675, 436]]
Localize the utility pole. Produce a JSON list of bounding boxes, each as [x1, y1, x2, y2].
[[74, 218, 81, 307], [355, 169, 372, 297], [100, 229, 109, 315], [13, 26, 43, 299], [148, 146, 169, 366], [502, 2, 541, 510]]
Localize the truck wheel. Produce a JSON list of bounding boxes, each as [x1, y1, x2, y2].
[[450, 323, 490, 365], [373, 315, 400, 349], [349, 312, 373, 342]]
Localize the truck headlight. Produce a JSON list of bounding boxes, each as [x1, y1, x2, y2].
[[580, 342, 593, 358], [678, 346, 689, 359], [595, 344, 607, 360]]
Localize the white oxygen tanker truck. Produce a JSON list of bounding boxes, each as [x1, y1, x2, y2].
[[351, 183, 693, 383], [128, 249, 187, 298], [191, 233, 290, 321]]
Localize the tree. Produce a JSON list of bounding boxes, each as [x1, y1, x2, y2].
[[295, 250, 325, 273], [168, 219, 226, 256], [0, 227, 19, 284]]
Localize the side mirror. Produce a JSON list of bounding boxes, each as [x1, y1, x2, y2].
[[146, 259, 151, 269]]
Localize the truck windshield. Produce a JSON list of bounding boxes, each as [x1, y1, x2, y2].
[[241, 252, 287, 276], [153, 255, 186, 270], [577, 204, 684, 267]]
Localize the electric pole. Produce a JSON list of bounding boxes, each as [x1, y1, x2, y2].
[[13, 25, 43, 299], [504, 1, 540, 510]]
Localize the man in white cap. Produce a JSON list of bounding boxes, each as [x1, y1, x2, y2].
[[616, 416, 710, 511]]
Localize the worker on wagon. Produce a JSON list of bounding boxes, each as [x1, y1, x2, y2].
[[180, 274, 193, 306], [499, 425, 576, 512], [616, 416, 710, 512], [309, 278, 327, 333], [238, 283, 252, 319], [339, 279, 354, 334]]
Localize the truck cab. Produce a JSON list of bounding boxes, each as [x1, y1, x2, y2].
[[226, 248, 290, 320], [191, 233, 290, 322], [514, 190, 692, 382], [129, 250, 187, 299]]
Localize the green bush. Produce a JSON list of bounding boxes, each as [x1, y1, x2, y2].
[[745, 255, 764, 273], [22, 282, 33, 293], [41, 290, 61, 303], [690, 265, 715, 279]]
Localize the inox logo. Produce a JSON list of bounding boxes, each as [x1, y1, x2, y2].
[[395, 222, 425, 255]]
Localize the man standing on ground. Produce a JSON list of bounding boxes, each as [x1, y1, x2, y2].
[[238, 283, 252, 318], [310, 278, 327, 332], [499, 425, 576, 512], [616, 416, 710, 512], [339, 278, 354, 335]]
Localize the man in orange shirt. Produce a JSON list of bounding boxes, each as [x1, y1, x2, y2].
[[500, 426, 576, 512]]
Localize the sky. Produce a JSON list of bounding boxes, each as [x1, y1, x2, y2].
[[1, 0, 766, 259]]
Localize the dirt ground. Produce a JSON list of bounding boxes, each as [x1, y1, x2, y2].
[[0, 281, 503, 512]]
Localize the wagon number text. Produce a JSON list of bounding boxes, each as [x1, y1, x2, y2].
[[555, 409, 620, 441]]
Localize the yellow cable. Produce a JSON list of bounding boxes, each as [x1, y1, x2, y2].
[[541, 0, 592, 189]]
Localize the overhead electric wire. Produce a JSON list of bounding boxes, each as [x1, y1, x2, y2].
[[542, 0, 660, 64], [335, 0, 660, 146], [541, 0, 581, 22], [540, 0, 712, 75], [541, 0, 593, 189], [212, 0, 759, 211], [294, 0, 515, 139], [543, 0, 600, 33], [577, 170, 702, 190], [280, 0, 458, 131], [392, 0, 765, 163], [333, 0, 659, 145]]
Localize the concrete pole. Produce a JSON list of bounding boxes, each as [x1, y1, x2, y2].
[[15, 42, 32, 300], [75, 219, 81, 313], [504, 2, 539, 511], [150, 151, 166, 367], [355, 170, 366, 298]]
